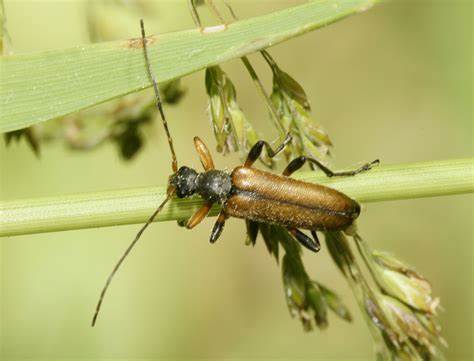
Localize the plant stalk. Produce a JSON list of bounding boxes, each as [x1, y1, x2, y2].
[[1, 158, 472, 237]]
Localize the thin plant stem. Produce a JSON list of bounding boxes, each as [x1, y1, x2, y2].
[[1, 158, 472, 237], [260, 49, 279, 71], [240, 56, 286, 135], [353, 233, 387, 296]]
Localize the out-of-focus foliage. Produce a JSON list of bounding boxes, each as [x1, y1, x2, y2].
[[4, 0, 186, 160], [5, 92, 158, 160]]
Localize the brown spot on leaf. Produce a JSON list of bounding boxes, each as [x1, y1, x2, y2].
[[123, 36, 156, 49]]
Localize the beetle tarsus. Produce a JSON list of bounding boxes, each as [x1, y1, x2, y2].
[[289, 228, 320, 253], [310, 231, 321, 252], [210, 211, 227, 243], [284, 156, 379, 178]]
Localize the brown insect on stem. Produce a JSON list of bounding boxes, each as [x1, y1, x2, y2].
[[91, 20, 379, 326]]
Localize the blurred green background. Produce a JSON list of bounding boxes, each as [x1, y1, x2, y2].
[[1, 0, 472, 360]]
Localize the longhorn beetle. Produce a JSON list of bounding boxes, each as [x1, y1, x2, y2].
[[91, 20, 379, 326]]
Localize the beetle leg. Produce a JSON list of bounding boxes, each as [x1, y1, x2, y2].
[[310, 230, 321, 251], [244, 133, 292, 167], [282, 157, 305, 176], [186, 201, 213, 229], [193, 136, 215, 171], [210, 210, 228, 243], [283, 156, 379, 178], [288, 228, 320, 253]]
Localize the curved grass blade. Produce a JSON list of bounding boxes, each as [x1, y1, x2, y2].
[[0, 0, 378, 132]]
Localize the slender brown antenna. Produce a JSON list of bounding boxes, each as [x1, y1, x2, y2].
[[140, 19, 178, 173], [91, 191, 174, 327]]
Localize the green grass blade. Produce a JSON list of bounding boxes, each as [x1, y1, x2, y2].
[[0, 0, 378, 133], [1, 158, 472, 237]]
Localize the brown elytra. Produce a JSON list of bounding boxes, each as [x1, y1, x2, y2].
[[226, 166, 360, 231]]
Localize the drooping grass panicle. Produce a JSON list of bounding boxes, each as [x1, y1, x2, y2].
[[205, 65, 273, 166], [248, 224, 355, 332], [263, 50, 332, 165], [325, 231, 446, 360]]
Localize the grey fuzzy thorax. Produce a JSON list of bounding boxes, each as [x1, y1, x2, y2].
[[195, 169, 232, 204]]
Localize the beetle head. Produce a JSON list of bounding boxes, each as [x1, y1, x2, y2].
[[168, 166, 198, 198]]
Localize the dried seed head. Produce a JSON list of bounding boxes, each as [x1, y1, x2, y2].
[[363, 293, 401, 350], [325, 232, 446, 359], [380, 295, 444, 358], [372, 251, 439, 314]]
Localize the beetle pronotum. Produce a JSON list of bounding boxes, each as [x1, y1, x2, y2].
[[91, 20, 378, 326]]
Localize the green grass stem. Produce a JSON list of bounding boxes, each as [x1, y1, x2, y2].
[[1, 158, 472, 237]]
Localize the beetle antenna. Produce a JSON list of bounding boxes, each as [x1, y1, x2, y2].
[[91, 190, 174, 327], [140, 19, 178, 173]]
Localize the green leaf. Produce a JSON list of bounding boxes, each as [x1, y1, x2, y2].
[[0, 0, 378, 133]]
